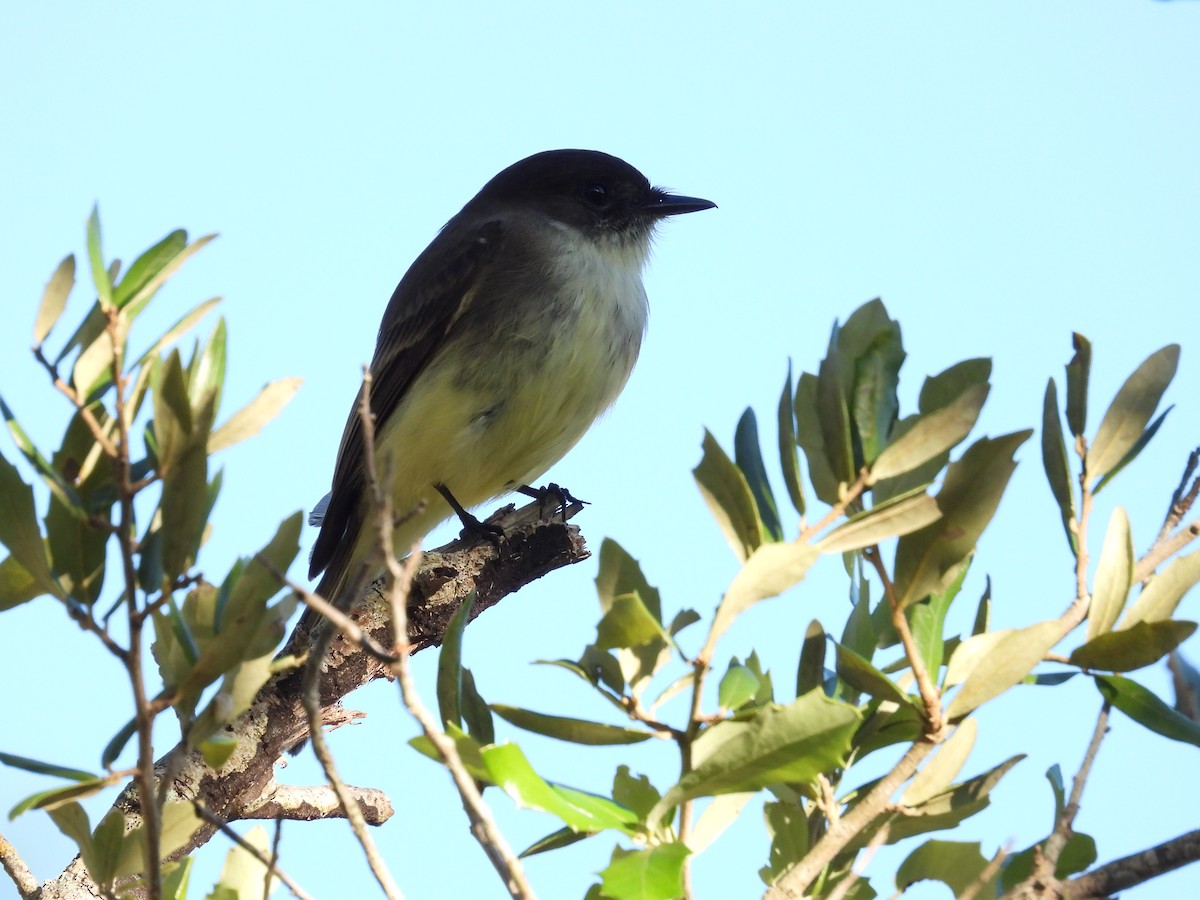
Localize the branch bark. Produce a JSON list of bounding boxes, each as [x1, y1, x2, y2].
[[33, 499, 589, 899]]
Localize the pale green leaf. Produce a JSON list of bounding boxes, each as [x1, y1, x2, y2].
[[1087, 345, 1179, 484], [1087, 507, 1133, 639], [945, 620, 1062, 718]]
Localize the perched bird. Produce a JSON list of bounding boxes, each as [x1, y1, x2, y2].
[[308, 149, 715, 603]]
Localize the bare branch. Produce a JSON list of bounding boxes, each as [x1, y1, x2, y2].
[[301, 598, 404, 900], [241, 784, 393, 824], [1067, 828, 1200, 897], [0, 831, 38, 900], [1039, 702, 1110, 877], [352, 365, 536, 900], [35, 503, 589, 900], [864, 545, 944, 734]]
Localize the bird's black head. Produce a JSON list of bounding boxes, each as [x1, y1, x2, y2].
[[470, 149, 715, 241]]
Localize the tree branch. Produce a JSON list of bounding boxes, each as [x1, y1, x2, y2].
[[34, 499, 590, 899], [1, 831, 38, 900], [1067, 828, 1200, 897]]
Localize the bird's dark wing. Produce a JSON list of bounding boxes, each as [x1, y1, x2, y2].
[[308, 219, 506, 581]]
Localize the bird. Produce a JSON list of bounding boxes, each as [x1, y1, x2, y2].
[[308, 149, 715, 604]]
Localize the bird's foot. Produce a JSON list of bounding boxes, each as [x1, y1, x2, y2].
[[516, 482, 587, 523], [435, 482, 506, 549]]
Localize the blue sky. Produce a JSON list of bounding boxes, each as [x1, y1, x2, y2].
[[2, 2, 1199, 898]]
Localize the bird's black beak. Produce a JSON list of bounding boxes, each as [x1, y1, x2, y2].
[[644, 191, 717, 216]]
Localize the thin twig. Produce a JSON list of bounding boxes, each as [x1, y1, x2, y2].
[[104, 309, 161, 899], [31, 345, 118, 456], [272, 568, 397, 664], [265, 818, 283, 900], [863, 546, 944, 734], [0, 831, 38, 900], [301, 612, 404, 900], [1158, 447, 1199, 540], [766, 739, 936, 898], [1038, 702, 1110, 878], [189, 802, 314, 900], [353, 365, 536, 900], [958, 843, 1008, 900], [677, 657, 709, 900], [799, 469, 871, 543], [1134, 519, 1200, 584], [825, 821, 891, 900]]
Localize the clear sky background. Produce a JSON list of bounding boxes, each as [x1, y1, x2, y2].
[[2, 3, 1199, 898]]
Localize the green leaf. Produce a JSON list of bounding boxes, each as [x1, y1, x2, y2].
[[796, 620, 826, 697], [1086, 344, 1179, 485], [86, 807, 126, 888], [693, 429, 765, 561], [902, 719, 978, 806], [0, 555, 40, 611], [839, 300, 905, 466], [816, 489, 940, 554], [122, 233, 218, 323], [735, 408, 783, 541], [490, 705, 653, 745], [909, 557, 970, 677], [208, 376, 301, 454], [648, 691, 860, 827], [132, 297, 222, 374], [896, 839, 991, 895], [189, 652, 282, 748], [112, 229, 187, 309], [777, 361, 805, 517], [596, 593, 668, 651], [1065, 333, 1091, 437], [687, 792, 753, 853], [101, 717, 138, 769], [197, 735, 239, 771], [795, 372, 841, 505], [480, 743, 632, 832], [9, 777, 114, 818], [759, 801, 809, 885], [613, 766, 662, 822], [1041, 379, 1076, 551], [112, 802, 202, 879], [833, 642, 912, 706], [1072, 620, 1196, 672], [1097, 674, 1200, 748], [894, 431, 1031, 609], [718, 660, 761, 711], [438, 590, 477, 729], [816, 333, 856, 484], [920, 359, 993, 415], [1093, 406, 1171, 495], [47, 802, 93, 860], [86, 206, 113, 310], [210, 824, 274, 898], [599, 843, 690, 900], [34, 255, 76, 347], [1087, 507, 1133, 640], [595, 539, 662, 620], [519, 827, 595, 858], [945, 619, 1062, 719], [1121, 551, 1200, 628], [702, 542, 819, 660], [461, 668, 494, 745], [0, 751, 95, 782], [882, 755, 1025, 846], [0, 451, 62, 601], [871, 383, 988, 483]]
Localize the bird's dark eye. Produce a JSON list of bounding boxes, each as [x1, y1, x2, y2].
[[582, 182, 609, 209]]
